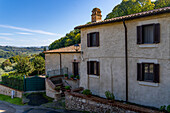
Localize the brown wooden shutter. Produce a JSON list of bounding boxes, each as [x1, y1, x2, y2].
[[154, 64, 160, 83], [137, 63, 143, 81], [154, 23, 160, 43], [87, 33, 90, 47], [137, 26, 142, 44], [96, 62, 100, 76], [96, 32, 99, 47], [87, 61, 90, 74]]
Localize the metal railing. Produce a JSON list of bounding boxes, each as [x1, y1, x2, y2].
[[47, 67, 68, 77]]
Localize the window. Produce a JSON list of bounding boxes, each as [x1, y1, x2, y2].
[[87, 61, 100, 76], [87, 32, 99, 47], [137, 23, 160, 44], [137, 63, 159, 83]]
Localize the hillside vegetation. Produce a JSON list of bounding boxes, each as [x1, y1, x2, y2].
[[0, 46, 44, 59], [49, 29, 80, 50], [106, 0, 170, 19]]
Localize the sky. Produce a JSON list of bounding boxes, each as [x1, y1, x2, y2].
[[0, 0, 122, 47]]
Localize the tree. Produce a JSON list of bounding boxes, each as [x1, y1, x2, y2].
[[155, 0, 170, 8], [49, 29, 80, 50], [32, 56, 45, 75], [15, 56, 34, 76], [105, 0, 156, 19], [1, 59, 12, 69]]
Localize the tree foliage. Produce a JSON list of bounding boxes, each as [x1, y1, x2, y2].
[[32, 56, 45, 75], [49, 29, 80, 50], [1, 59, 12, 70], [105, 0, 169, 19], [15, 56, 34, 76]]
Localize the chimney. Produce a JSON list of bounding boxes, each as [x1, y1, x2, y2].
[[91, 8, 102, 22]]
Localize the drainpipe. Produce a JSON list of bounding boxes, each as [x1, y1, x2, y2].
[[59, 53, 62, 75], [123, 20, 128, 102]]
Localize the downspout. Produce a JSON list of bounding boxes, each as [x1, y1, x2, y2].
[[59, 53, 62, 75], [123, 20, 128, 102]]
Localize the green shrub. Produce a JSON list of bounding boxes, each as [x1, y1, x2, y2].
[[1, 72, 24, 91], [105, 91, 115, 101], [65, 86, 70, 90], [160, 105, 166, 111], [167, 105, 170, 113], [82, 89, 92, 96], [70, 75, 74, 78], [55, 86, 61, 91], [76, 75, 79, 79], [64, 74, 68, 77]]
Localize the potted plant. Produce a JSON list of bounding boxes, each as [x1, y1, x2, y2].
[[65, 86, 71, 92], [45, 75, 49, 78], [105, 91, 115, 103], [160, 105, 166, 112], [167, 105, 170, 113], [64, 74, 68, 79], [55, 86, 61, 92], [70, 75, 74, 80], [82, 89, 92, 97], [76, 75, 80, 80]]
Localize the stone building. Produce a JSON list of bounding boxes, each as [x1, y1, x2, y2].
[[75, 7, 170, 108], [44, 44, 81, 77]]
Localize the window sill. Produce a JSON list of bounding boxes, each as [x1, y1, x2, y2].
[[138, 81, 159, 87], [138, 44, 158, 48], [89, 75, 99, 78], [88, 47, 99, 49]]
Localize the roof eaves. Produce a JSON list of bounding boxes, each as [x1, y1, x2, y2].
[[75, 7, 170, 29]]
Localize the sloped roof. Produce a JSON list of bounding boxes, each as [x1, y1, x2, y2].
[[43, 44, 81, 54], [75, 7, 170, 29]]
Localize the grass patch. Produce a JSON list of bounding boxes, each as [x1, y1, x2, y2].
[[0, 94, 24, 105]]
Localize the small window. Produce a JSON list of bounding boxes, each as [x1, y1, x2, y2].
[[137, 63, 159, 83], [87, 61, 100, 76], [143, 25, 154, 44], [137, 23, 160, 44], [87, 32, 99, 47]]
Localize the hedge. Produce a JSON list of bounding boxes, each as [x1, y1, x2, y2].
[[1, 72, 24, 91]]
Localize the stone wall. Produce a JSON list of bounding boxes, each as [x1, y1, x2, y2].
[[65, 92, 161, 113], [0, 84, 23, 98]]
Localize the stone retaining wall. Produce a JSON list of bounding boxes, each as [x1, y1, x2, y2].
[[65, 92, 161, 113], [0, 84, 23, 98]]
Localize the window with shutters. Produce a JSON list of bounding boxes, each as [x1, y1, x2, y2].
[[87, 32, 99, 47], [137, 23, 160, 44], [87, 61, 100, 76], [137, 63, 159, 83]]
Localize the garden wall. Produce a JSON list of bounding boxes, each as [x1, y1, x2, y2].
[[65, 92, 161, 113], [0, 84, 23, 98]]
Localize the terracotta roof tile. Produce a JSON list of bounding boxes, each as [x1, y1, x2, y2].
[[75, 7, 170, 29], [43, 44, 81, 54]]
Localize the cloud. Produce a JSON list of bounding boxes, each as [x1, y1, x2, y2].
[[0, 36, 13, 41], [0, 33, 13, 35], [15, 32, 33, 35], [0, 24, 62, 36]]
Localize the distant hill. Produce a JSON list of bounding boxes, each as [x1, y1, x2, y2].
[[0, 46, 45, 59]]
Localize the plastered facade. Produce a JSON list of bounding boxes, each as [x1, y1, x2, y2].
[[45, 53, 81, 76], [79, 13, 170, 108]]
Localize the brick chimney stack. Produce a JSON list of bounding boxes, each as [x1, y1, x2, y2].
[[91, 8, 102, 22]]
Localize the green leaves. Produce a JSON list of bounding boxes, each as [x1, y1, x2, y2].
[[105, 0, 169, 20], [15, 56, 34, 76], [49, 29, 80, 50], [32, 56, 45, 75]]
